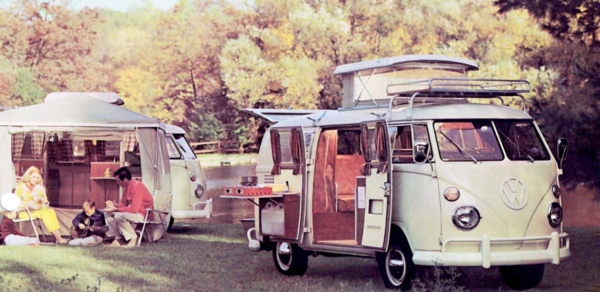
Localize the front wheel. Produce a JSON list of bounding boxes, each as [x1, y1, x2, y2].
[[376, 234, 415, 290], [499, 264, 544, 291], [272, 242, 308, 276]]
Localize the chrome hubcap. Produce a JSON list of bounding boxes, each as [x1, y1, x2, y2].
[[386, 248, 406, 286]]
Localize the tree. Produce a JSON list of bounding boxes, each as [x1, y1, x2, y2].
[[495, 0, 600, 192]]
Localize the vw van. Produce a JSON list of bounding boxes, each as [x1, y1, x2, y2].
[[164, 124, 211, 229], [240, 55, 570, 290], [42, 92, 211, 230]]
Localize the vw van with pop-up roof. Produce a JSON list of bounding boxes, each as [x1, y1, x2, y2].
[[238, 55, 570, 290]]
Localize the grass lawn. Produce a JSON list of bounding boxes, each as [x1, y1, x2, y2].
[[0, 224, 598, 292]]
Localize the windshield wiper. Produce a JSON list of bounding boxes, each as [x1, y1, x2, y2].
[[438, 130, 478, 163], [498, 131, 534, 163]]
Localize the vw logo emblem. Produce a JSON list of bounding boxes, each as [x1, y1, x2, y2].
[[500, 178, 528, 210]]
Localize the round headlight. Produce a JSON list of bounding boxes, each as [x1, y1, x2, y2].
[[547, 202, 563, 227], [190, 174, 197, 182], [195, 184, 205, 199], [551, 185, 561, 198], [452, 205, 481, 230], [444, 187, 460, 201]]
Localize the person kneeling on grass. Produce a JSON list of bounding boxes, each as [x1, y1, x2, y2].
[[104, 167, 154, 248], [68, 199, 108, 246], [1, 193, 39, 246]]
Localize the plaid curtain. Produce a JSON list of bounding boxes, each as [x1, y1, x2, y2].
[[270, 129, 281, 175], [360, 124, 372, 176], [47, 141, 56, 162], [376, 121, 389, 174], [60, 139, 73, 161], [96, 140, 106, 161], [84, 140, 95, 162], [11, 132, 25, 162], [290, 128, 303, 175], [31, 132, 45, 159], [124, 132, 137, 152]]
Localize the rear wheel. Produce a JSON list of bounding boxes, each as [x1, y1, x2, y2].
[[499, 264, 544, 291], [376, 233, 415, 290], [272, 242, 308, 276]]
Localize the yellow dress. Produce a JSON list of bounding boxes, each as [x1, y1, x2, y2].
[[15, 182, 61, 233]]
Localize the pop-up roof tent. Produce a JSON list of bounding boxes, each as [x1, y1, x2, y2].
[[0, 94, 172, 240]]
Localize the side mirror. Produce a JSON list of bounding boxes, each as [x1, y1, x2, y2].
[[414, 141, 429, 164], [557, 138, 568, 169]]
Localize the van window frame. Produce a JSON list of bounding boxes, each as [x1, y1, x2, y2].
[[166, 136, 183, 159], [390, 123, 433, 164], [270, 127, 299, 175], [172, 134, 197, 160]]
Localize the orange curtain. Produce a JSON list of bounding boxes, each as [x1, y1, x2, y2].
[[360, 124, 371, 176], [290, 128, 303, 175], [376, 122, 389, 174], [270, 129, 281, 175]]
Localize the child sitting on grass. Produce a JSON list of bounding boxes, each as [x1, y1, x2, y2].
[[1, 192, 40, 246], [1, 210, 39, 246]]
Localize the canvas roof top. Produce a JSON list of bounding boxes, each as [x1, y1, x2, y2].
[[0, 94, 159, 128]]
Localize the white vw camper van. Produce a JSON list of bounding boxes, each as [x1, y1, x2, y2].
[[164, 124, 211, 229], [241, 55, 570, 290]]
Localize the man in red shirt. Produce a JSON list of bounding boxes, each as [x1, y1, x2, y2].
[[104, 167, 154, 248]]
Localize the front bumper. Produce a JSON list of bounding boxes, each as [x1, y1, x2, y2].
[[171, 198, 213, 219], [413, 232, 570, 268]]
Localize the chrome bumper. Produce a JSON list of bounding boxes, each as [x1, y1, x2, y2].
[[171, 198, 213, 219], [413, 232, 570, 268]]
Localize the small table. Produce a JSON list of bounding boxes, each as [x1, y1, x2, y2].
[[221, 192, 298, 206]]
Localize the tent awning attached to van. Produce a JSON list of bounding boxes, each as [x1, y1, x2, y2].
[[44, 92, 124, 105], [242, 109, 326, 124], [0, 95, 158, 130]]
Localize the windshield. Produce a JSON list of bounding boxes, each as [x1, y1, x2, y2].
[[173, 134, 197, 159], [434, 121, 503, 162], [495, 121, 550, 161]]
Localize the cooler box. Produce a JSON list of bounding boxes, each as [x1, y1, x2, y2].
[[261, 202, 284, 236]]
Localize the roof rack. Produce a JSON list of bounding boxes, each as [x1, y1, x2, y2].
[[386, 78, 531, 119]]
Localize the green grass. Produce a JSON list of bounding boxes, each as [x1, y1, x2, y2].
[[0, 225, 598, 291]]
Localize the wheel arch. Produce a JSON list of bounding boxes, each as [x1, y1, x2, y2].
[[389, 223, 413, 253]]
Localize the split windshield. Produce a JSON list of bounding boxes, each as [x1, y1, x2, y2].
[[495, 121, 550, 161], [433, 120, 550, 162]]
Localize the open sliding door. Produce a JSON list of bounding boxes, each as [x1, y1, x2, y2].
[[359, 120, 392, 250], [267, 127, 306, 244]]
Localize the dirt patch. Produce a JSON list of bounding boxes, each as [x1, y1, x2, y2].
[[562, 185, 600, 227]]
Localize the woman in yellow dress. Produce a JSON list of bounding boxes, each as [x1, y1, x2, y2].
[[15, 166, 68, 244]]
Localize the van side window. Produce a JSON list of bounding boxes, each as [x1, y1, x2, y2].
[[279, 131, 293, 164], [270, 129, 294, 175], [338, 130, 361, 155], [392, 125, 430, 163], [392, 126, 413, 163]]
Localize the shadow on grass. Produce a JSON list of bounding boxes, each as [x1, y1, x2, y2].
[[3, 224, 593, 291], [0, 258, 85, 291]]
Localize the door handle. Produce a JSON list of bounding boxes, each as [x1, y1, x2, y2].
[[380, 182, 391, 197]]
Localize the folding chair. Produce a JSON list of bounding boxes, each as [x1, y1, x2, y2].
[[137, 190, 173, 246], [135, 208, 170, 247], [13, 208, 46, 242]]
